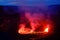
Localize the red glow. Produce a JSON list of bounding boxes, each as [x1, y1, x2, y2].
[[44, 25, 49, 33], [44, 27, 48, 32], [18, 12, 53, 35]]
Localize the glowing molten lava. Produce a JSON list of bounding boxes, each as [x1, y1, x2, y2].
[[44, 25, 49, 33], [18, 24, 49, 34], [44, 28, 48, 32], [18, 12, 52, 35]]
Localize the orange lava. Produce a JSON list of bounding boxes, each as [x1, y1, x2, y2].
[[18, 12, 52, 35], [44, 28, 48, 32], [44, 25, 49, 33]]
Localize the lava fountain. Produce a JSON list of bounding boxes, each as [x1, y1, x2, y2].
[[18, 12, 53, 38]]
